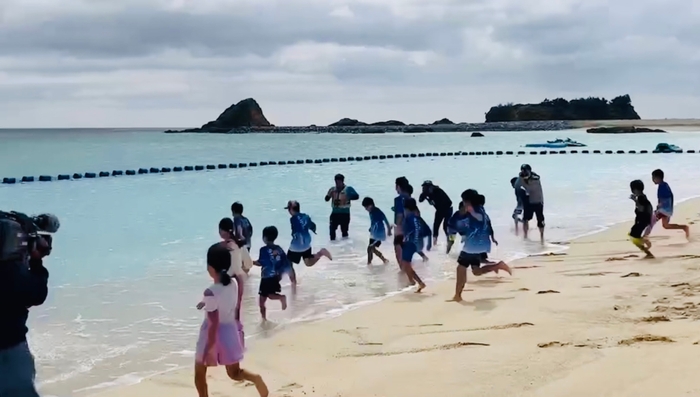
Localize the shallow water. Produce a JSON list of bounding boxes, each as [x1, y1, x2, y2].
[[2, 128, 700, 396]]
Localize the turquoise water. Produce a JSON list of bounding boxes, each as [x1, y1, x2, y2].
[[2, 128, 700, 396]]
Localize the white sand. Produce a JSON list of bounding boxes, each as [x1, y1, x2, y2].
[[94, 200, 700, 397]]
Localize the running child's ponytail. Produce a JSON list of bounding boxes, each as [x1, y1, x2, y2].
[[207, 243, 233, 286], [219, 269, 232, 286]]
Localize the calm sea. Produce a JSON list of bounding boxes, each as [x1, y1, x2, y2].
[[2, 128, 700, 396]]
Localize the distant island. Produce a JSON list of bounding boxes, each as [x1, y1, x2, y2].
[[485, 95, 640, 123], [164, 95, 663, 135]]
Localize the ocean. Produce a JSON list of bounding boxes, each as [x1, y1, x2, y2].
[[2, 128, 700, 396]]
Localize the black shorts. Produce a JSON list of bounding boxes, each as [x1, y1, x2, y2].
[[458, 252, 483, 269], [287, 248, 313, 264], [393, 235, 404, 246], [630, 221, 650, 238], [523, 202, 545, 228], [259, 276, 281, 297], [369, 238, 381, 248]]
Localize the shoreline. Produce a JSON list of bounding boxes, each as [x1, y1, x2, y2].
[[88, 196, 700, 397]]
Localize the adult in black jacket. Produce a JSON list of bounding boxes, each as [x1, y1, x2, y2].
[[419, 181, 453, 246], [0, 248, 50, 396]]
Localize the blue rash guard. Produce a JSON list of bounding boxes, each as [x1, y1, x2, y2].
[[257, 244, 289, 278], [448, 207, 492, 254], [657, 181, 674, 216], [402, 213, 424, 250], [392, 193, 410, 232], [369, 207, 390, 241], [289, 213, 316, 252], [233, 215, 253, 248]]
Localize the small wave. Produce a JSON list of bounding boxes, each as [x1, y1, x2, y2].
[[160, 239, 182, 246]]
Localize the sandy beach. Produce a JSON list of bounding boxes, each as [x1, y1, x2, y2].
[[94, 199, 700, 397]]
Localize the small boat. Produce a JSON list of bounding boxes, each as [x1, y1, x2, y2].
[[654, 143, 682, 153], [546, 138, 587, 147], [524, 142, 569, 149]]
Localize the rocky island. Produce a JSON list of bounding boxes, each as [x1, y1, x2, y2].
[[165, 95, 657, 135]]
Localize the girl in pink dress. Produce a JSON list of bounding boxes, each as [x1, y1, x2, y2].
[[194, 243, 268, 397], [218, 218, 248, 346]]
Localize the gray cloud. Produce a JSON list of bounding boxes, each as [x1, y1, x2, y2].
[[0, 0, 698, 127]]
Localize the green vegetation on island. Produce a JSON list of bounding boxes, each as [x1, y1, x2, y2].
[[485, 95, 640, 122]]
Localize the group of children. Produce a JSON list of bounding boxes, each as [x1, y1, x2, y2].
[[192, 168, 690, 396], [628, 168, 690, 258]]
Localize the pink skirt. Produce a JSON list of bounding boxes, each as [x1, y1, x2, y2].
[[195, 321, 245, 366]]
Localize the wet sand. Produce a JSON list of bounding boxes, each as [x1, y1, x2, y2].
[[95, 199, 700, 397]]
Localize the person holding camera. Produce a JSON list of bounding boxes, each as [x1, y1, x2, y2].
[[0, 212, 59, 397]]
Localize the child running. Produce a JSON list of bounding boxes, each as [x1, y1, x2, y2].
[[254, 226, 288, 321], [231, 202, 254, 251], [284, 200, 332, 294], [448, 189, 511, 302], [400, 198, 427, 292], [645, 169, 690, 239], [510, 176, 526, 235], [194, 243, 268, 397], [629, 180, 654, 258], [392, 177, 411, 268], [362, 197, 392, 265]]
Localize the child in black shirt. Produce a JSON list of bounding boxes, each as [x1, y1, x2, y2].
[[629, 179, 654, 258]]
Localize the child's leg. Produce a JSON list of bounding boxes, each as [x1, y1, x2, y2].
[[258, 295, 268, 321], [267, 293, 287, 310], [372, 247, 388, 263], [402, 261, 425, 292], [194, 363, 209, 397], [660, 215, 690, 238], [287, 268, 297, 295], [367, 242, 374, 264], [451, 264, 468, 302], [305, 248, 333, 267], [226, 364, 269, 397], [630, 236, 654, 258], [472, 261, 512, 276], [418, 251, 429, 262]]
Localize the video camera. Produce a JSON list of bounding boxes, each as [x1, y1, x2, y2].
[[0, 211, 60, 263]]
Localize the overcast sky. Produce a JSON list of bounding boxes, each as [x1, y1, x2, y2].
[[1, 0, 699, 128]]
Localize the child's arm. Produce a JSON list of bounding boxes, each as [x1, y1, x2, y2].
[[346, 186, 360, 201]]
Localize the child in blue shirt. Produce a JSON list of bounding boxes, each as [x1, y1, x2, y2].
[[400, 198, 427, 292], [284, 200, 333, 294], [448, 189, 511, 302], [647, 169, 689, 239], [231, 202, 253, 251], [253, 226, 288, 322], [362, 197, 392, 265]]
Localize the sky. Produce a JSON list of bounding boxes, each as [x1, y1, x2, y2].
[[1, 0, 699, 128]]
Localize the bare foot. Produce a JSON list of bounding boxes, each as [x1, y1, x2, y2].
[[415, 283, 426, 293], [433, 237, 438, 246], [447, 295, 463, 302], [644, 254, 655, 259], [497, 262, 513, 276], [382, 258, 389, 264], [280, 295, 288, 310], [422, 256, 429, 262], [684, 226, 690, 239], [644, 238, 652, 248], [320, 248, 333, 260]]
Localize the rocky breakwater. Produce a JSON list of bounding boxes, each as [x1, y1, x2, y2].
[[164, 98, 574, 134]]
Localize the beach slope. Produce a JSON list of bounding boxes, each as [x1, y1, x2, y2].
[[96, 200, 700, 397]]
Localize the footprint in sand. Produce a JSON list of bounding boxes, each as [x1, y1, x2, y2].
[[638, 315, 671, 323], [418, 322, 533, 335], [278, 383, 303, 392], [515, 288, 530, 292], [621, 272, 642, 278], [337, 341, 490, 358], [618, 334, 675, 345], [537, 290, 560, 294], [514, 265, 541, 269], [538, 341, 569, 348], [606, 256, 628, 262]]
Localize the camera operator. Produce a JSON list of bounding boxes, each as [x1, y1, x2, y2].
[[0, 213, 58, 397]]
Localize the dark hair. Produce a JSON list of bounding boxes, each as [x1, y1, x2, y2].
[[630, 179, 645, 192], [262, 226, 278, 242], [404, 197, 418, 211], [362, 197, 374, 207], [219, 217, 234, 236], [652, 169, 664, 180], [231, 202, 244, 214], [334, 173, 345, 181], [405, 184, 414, 195], [395, 176, 409, 189], [207, 243, 232, 286], [510, 177, 517, 187], [476, 194, 486, 206], [461, 189, 479, 203]]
